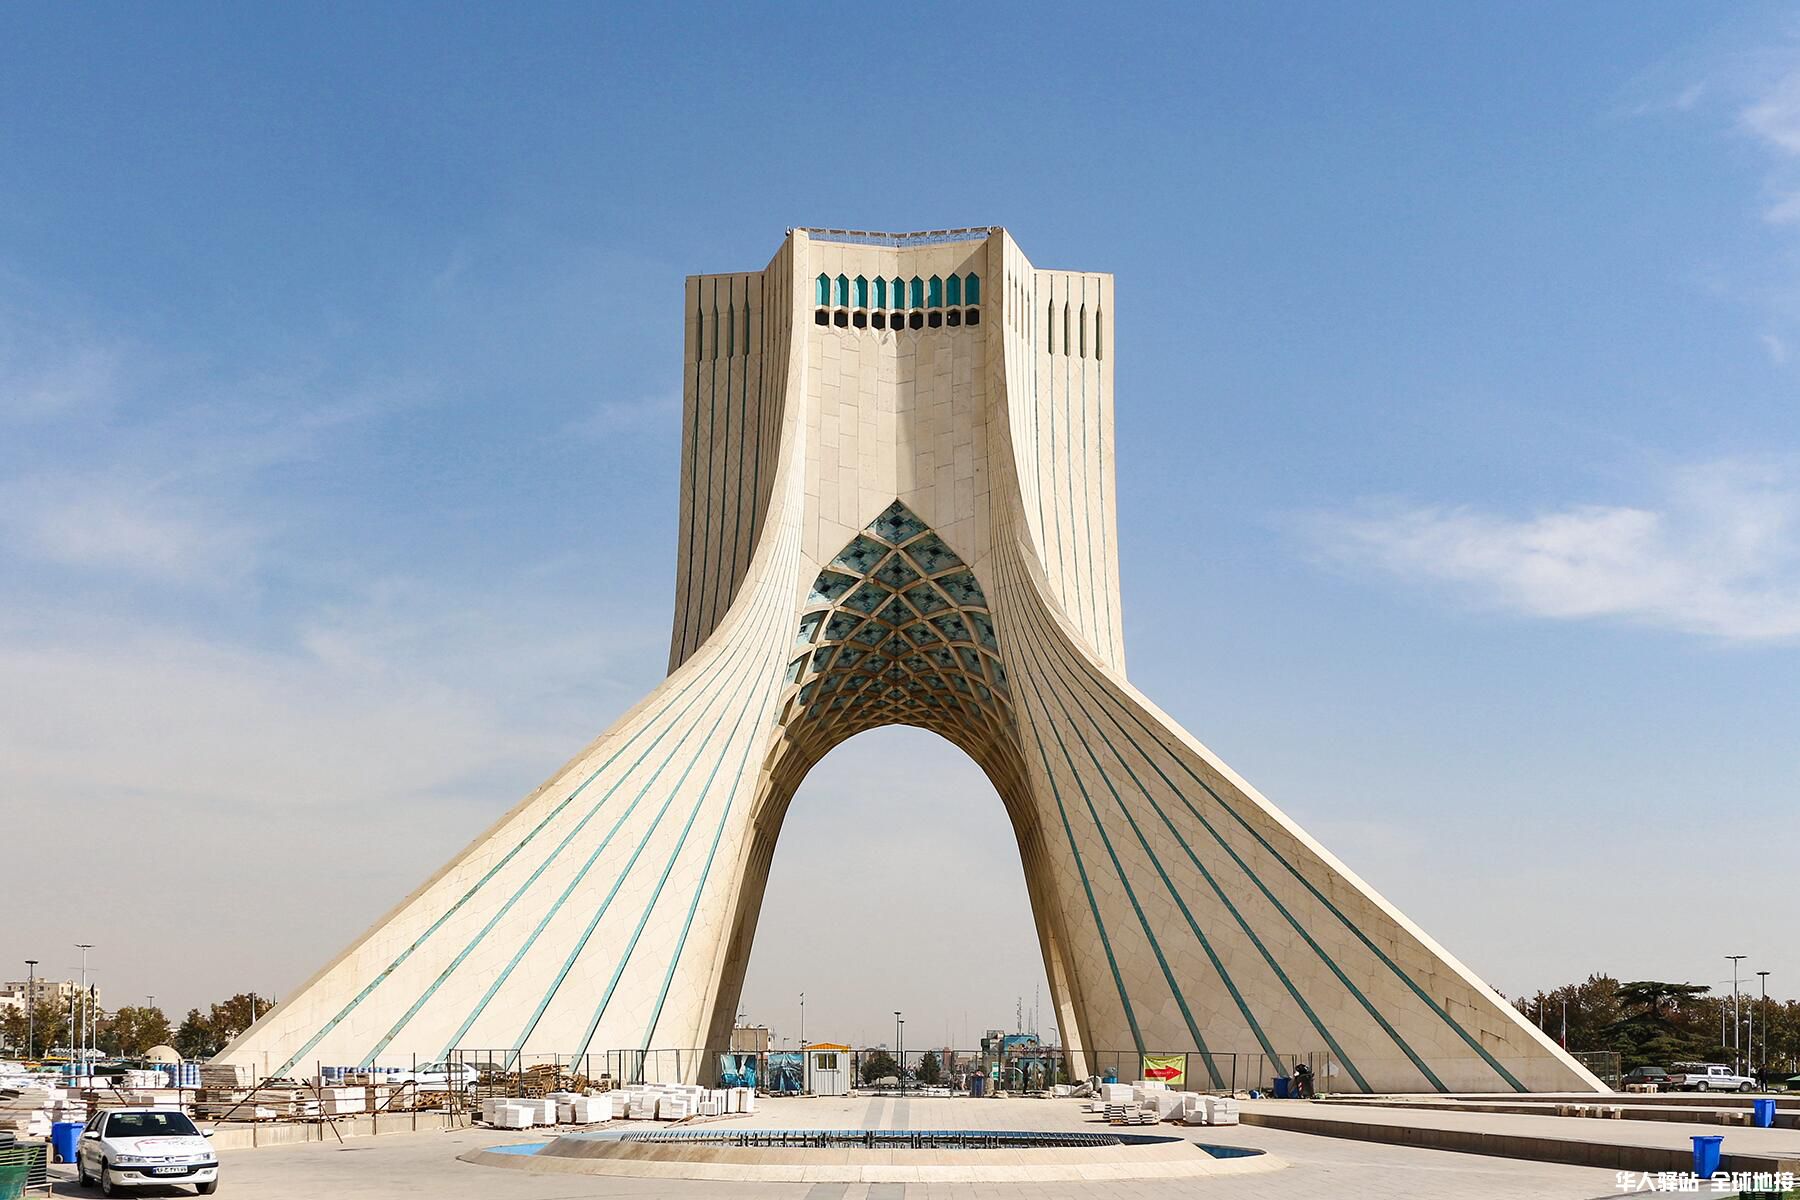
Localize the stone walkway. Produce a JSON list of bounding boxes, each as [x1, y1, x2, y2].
[[1240, 1096, 1800, 1169], [43, 1095, 1632, 1199]]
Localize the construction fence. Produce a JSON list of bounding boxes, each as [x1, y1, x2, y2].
[[449, 1046, 1343, 1096]]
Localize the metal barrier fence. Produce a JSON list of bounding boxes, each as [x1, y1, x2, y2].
[[449, 1046, 1341, 1095], [1569, 1050, 1622, 1089]]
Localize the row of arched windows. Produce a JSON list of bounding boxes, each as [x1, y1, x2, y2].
[[1047, 299, 1104, 360], [814, 306, 981, 331], [815, 272, 981, 311]]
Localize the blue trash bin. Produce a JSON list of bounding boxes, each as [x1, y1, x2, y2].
[[1691, 1134, 1723, 1179], [50, 1121, 83, 1164], [1272, 1076, 1291, 1099], [1753, 1098, 1776, 1128]]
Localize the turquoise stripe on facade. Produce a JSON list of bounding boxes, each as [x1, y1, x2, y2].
[[1002, 567, 1290, 1081], [440, 605, 774, 1060], [633, 569, 803, 1050], [1022, 589, 1465, 1091], [269, 606, 762, 1078], [492, 564, 796, 1058], [568, 558, 797, 1061], [1004, 570, 1373, 1091], [1139, 715, 1525, 1091], [997, 552, 1224, 1086], [360, 596, 786, 1065]]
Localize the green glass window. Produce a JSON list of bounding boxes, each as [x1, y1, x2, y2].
[[965, 273, 980, 304], [927, 275, 943, 308], [835, 275, 850, 307], [854, 275, 869, 308], [909, 277, 924, 308], [945, 274, 962, 305], [891, 277, 904, 308], [873, 277, 887, 308], [816, 274, 830, 305]]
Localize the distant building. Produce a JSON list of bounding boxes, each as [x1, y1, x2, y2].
[[729, 1025, 770, 1054], [0, 979, 95, 1014]]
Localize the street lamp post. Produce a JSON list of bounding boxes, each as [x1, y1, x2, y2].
[[893, 1011, 902, 1090], [76, 944, 93, 1073], [1756, 972, 1770, 1079], [1727, 956, 1747, 1075], [799, 993, 805, 1050], [23, 960, 37, 1059]]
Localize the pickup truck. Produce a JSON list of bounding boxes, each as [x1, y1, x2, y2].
[[1668, 1064, 1757, 1092]]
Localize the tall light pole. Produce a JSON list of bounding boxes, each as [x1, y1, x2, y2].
[[893, 1011, 902, 1087], [1727, 956, 1746, 1074], [1756, 971, 1770, 1079], [799, 993, 805, 1050], [76, 944, 93, 1073], [23, 960, 37, 1059]]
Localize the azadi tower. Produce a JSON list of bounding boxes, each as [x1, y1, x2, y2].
[[222, 227, 1601, 1093]]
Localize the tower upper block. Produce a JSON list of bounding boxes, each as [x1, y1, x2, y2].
[[218, 228, 1603, 1095]]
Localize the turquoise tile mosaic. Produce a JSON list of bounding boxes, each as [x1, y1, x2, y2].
[[870, 501, 928, 544], [843, 583, 888, 615], [808, 571, 858, 605], [936, 571, 986, 607], [878, 596, 915, 625], [874, 555, 921, 589], [903, 583, 949, 615], [785, 502, 1010, 747], [832, 535, 886, 574], [905, 532, 962, 574]]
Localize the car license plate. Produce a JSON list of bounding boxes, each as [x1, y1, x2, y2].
[[151, 1166, 188, 1175]]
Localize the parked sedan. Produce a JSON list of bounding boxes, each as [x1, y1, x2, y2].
[[1620, 1066, 1673, 1091], [76, 1108, 219, 1195]]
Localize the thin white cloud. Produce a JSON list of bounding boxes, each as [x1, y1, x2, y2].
[[0, 472, 261, 584], [1304, 459, 1800, 642], [1742, 67, 1800, 155], [565, 390, 681, 440], [0, 297, 128, 423]]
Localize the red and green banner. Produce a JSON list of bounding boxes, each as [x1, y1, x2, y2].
[[1141, 1054, 1185, 1084]]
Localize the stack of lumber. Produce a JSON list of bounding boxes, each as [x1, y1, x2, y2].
[[194, 1083, 315, 1120]]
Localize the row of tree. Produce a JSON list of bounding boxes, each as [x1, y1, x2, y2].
[[855, 1049, 944, 1085], [5, 976, 1793, 1076], [0, 993, 274, 1062], [1512, 976, 1800, 1075]]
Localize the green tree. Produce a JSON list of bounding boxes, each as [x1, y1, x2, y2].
[[1604, 981, 1716, 1071], [0, 1005, 24, 1052], [860, 1050, 899, 1085], [207, 993, 271, 1045], [917, 1051, 943, 1085], [37, 995, 78, 1055], [100, 1006, 173, 1057], [174, 1009, 216, 1059]]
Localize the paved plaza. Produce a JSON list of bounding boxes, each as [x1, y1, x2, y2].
[[42, 1096, 1634, 1199]]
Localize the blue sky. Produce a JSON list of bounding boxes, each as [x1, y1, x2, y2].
[[2, 3, 1795, 1044]]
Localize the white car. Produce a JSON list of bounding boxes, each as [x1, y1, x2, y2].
[[390, 1060, 479, 1092], [76, 1108, 219, 1195], [1669, 1063, 1758, 1092]]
